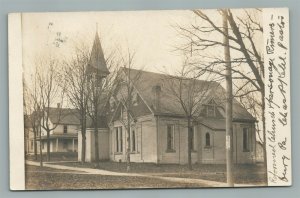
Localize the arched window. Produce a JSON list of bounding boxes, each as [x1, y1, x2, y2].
[[131, 129, 136, 152], [205, 132, 211, 147], [243, 128, 250, 152], [167, 125, 175, 151]]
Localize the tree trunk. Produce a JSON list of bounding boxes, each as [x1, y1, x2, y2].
[[187, 117, 192, 170], [81, 117, 86, 163], [33, 129, 37, 160], [46, 130, 50, 161], [81, 132, 86, 163], [223, 9, 234, 187], [39, 123, 43, 167]]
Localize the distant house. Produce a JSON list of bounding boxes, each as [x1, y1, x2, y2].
[[24, 115, 35, 155], [40, 107, 80, 153], [25, 108, 80, 154]]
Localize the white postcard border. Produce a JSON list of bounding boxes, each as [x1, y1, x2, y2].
[[9, 13, 25, 190]]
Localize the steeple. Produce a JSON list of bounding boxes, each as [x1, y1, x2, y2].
[[87, 30, 110, 78]]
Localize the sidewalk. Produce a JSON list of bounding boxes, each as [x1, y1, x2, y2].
[[26, 160, 259, 187]]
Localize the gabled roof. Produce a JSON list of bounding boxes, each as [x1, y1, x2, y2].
[[87, 32, 110, 76], [47, 108, 80, 125], [44, 107, 108, 128], [120, 68, 255, 122], [199, 118, 226, 131]]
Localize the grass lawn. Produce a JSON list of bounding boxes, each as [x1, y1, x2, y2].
[[54, 161, 266, 185], [26, 152, 77, 162], [25, 165, 209, 190]]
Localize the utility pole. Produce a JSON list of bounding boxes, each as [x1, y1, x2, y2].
[[223, 9, 234, 187]]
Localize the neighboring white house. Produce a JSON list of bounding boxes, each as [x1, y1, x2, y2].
[[25, 108, 80, 154]]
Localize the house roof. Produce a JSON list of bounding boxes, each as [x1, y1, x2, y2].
[[199, 118, 226, 131], [47, 107, 108, 128], [121, 68, 255, 122], [47, 108, 80, 125]]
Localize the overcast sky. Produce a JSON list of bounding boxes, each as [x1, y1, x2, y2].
[[21, 9, 262, 102], [22, 10, 202, 80]]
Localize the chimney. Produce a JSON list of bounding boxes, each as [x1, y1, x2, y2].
[[152, 85, 161, 112], [57, 103, 61, 108]]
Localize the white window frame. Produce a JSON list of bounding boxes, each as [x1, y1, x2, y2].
[[63, 125, 68, 133], [205, 132, 211, 147], [130, 128, 137, 152], [206, 105, 216, 117], [166, 124, 175, 152], [115, 126, 124, 153], [243, 127, 251, 152]]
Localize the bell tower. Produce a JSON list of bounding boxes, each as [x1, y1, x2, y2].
[[87, 30, 110, 85]]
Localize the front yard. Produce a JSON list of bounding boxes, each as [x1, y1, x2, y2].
[[26, 152, 77, 162], [25, 165, 209, 190], [53, 161, 266, 185], [25, 154, 267, 189]]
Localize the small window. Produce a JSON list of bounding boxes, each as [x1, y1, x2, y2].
[[131, 129, 136, 152], [115, 127, 119, 152], [167, 125, 175, 151], [243, 128, 250, 152], [30, 140, 34, 149], [63, 125, 68, 133], [207, 105, 215, 117], [119, 127, 123, 152], [205, 132, 211, 147], [115, 127, 123, 153]]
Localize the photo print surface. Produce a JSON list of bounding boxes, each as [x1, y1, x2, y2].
[[8, 8, 291, 190]]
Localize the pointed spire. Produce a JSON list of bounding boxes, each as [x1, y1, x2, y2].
[[87, 29, 110, 77]]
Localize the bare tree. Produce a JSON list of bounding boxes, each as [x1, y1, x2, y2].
[[23, 81, 38, 160], [64, 43, 90, 163], [24, 71, 44, 166], [174, 9, 267, 181], [113, 48, 143, 172], [35, 55, 66, 161], [163, 57, 213, 170]]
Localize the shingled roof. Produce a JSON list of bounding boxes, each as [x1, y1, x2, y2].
[[121, 68, 255, 122], [87, 32, 110, 77], [47, 107, 108, 128], [47, 108, 80, 125]]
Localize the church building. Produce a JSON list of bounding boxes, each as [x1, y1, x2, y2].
[[78, 31, 257, 165]]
